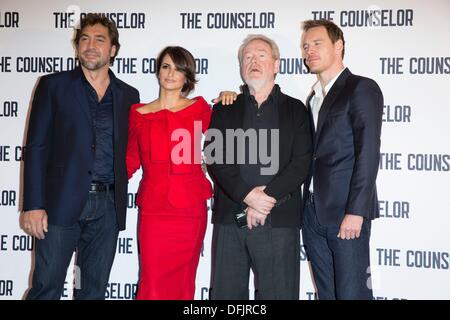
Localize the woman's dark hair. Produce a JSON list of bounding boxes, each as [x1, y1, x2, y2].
[[156, 46, 198, 95]]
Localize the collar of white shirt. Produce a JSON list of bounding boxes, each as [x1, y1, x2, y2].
[[311, 66, 347, 100]]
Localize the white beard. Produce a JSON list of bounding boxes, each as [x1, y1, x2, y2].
[[245, 77, 269, 92]]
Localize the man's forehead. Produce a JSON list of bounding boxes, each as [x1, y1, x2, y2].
[[304, 27, 327, 37], [82, 24, 108, 34], [244, 40, 271, 52], [302, 30, 327, 43]]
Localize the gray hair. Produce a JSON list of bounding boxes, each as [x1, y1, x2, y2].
[[238, 34, 280, 66]]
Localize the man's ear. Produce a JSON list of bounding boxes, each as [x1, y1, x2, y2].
[[335, 39, 343, 56], [110, 45, 117, 59], [274, 59, 280, 74]]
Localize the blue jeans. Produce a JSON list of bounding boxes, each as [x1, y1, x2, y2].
[[302, 198, 373, 300], [26, 190, 119, 300]]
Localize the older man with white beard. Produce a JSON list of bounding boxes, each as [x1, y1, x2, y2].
[[206, 34, 312, 300]]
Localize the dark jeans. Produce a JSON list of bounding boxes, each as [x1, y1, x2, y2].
[[302, 198, 373, 300], [26, 190, 119, 300], [210, 219, 300, 300]]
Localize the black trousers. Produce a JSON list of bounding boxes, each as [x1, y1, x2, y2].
[[210, 219, 300, 300]]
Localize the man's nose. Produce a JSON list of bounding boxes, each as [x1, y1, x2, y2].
[[87, 38, 95, 48], [305, 46, 314, 56]]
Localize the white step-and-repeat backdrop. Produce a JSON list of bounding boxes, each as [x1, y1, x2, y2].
[[0, 0, 449, 300]]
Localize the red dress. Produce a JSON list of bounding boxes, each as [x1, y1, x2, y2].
[[126, 97, 212, 300]]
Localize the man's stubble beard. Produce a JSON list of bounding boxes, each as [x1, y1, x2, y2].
[[79, 48, 112, 71], [79, 56, 110, 71]]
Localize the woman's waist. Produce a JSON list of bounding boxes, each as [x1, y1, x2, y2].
[[141, 165, 208, 181], [142, 162, 204, 172], [139, 202, 207, 216]]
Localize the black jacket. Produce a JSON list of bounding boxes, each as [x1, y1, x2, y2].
[[206, 88, 312, 227]]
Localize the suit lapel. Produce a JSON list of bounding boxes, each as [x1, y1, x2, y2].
[[231, 95, 246, 129], [306, 92, 314, 110], [305, 92, 316, 146], [314, 68, 351, 149], [276, 93, 289, 168], [111, 79, 123, 144], [70, 67, 92, 126], [226, 96, 245, 166]]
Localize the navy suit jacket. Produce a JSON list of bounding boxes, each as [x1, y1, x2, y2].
[[23, 67, 139, 231], [304, 68, 383, 226]]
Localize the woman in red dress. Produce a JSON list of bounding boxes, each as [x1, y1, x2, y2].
[[126, 46, 213, 299]]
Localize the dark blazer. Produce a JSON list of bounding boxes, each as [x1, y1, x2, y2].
[[206, 88, 312, 228], [23, 67, 140, 231], [304, 68, 383, 226]]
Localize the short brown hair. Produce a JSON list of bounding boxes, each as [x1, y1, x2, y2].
[[156, 46, 198, 95], [302, 20, 345, 58], [73, 13, 120, 65]]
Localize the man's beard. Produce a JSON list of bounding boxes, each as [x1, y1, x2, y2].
[[245, 77, 269, 92], [79, 56, 109, 71], [79, 50, 110, 71]]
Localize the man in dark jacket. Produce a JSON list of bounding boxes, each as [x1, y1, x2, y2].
[[22, 13, 139, 299], [206, 34, 312, 300], [301, 19, 383, 300]]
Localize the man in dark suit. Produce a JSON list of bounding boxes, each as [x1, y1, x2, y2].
[[206, 34, 311, 299], [300, 20, 383, 299], [21, 14, 139, 299]]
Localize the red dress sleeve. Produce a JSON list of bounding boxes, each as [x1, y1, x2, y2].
[[126, 104, 142, 179]]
